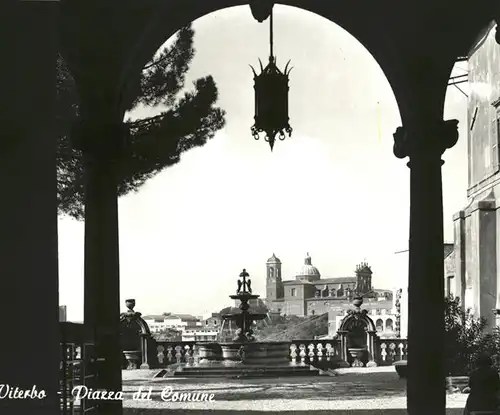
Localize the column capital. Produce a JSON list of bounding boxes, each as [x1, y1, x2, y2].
[[393, 119, 459, 161], [71, 118, 128, 161]]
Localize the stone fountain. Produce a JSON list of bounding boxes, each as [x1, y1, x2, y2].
[[173, 269, 319, 378]]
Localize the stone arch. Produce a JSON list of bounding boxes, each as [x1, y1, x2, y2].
[[120, 301, 154, 369], [337, 309, 378, 367], [120, 1, 410, 122], [375, 318, 383, 332], [338, 310, 376, 333]]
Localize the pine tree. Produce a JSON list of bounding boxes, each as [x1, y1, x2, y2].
[[56, 24, 226, 219]]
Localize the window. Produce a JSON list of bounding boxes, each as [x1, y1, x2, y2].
[[291, 288, 296, 297]]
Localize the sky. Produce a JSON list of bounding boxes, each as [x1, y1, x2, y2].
[[58, 5, 470, 322]]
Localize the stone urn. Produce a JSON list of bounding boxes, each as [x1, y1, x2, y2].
[[353, 297, 363, 308], [123, 350, 141, 369], [125, 299, 136, 311], [348, 347, 366, 367]]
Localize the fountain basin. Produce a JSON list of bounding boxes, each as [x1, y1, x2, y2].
[[348, 347, 366, 367], [173, 341, 319, 378], [217, 341, 291, 365], [123, 350, 141, 369], [197, 342, 222, 363]]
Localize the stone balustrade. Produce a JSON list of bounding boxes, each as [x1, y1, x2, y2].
[[289, 340, 342, 365], [149, 338, 409, 368], [155, 341, 198, 366], [375, 338, 408, 365], [153, 339, 344, 368]]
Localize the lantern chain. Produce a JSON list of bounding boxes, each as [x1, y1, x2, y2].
[[270, 7, 274, 59]]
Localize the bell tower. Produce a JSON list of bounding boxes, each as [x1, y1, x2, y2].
[[266, 253, 283, 301], [355, 262, 373, 295]]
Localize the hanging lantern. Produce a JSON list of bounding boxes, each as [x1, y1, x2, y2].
[[250, 5, 293, 151]]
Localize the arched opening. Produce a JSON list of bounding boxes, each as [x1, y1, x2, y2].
[[385, 318, 394, 332]]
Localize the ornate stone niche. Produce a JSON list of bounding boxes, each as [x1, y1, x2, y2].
[[119, 299, 155, 369], [337, 297, 378, 367]]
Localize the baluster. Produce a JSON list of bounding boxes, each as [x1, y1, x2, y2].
[[184, 345, 192, 366], [388, 343, 396, 363], [307, 343, 315, 364], [192, 344, 199, 364], [174, 345, 182, 364], [316, 342, 324, 362], [325, 343, 334, 361], [381, 343, 387, 362], [299, 344, 307, 365], [166, 346, 174, 364], [290, 344, 298, 364], [397, 343, 404, 361], [157, 345, 165, 365]]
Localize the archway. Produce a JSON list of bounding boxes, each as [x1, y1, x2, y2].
[[5, 1, 498, 415]]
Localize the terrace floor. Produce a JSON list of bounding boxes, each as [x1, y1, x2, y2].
[[121, 366, 468, 414]]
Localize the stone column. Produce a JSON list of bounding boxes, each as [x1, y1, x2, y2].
[[73, 116, 126, 414], [0, 2, 60, 414], [393, 119, 459, 415]]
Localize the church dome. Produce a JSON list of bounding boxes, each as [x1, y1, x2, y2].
[[296, 253, 321, 279], [267, 253, 281, 264]]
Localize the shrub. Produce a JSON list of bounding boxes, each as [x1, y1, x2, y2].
[[444, 295, 500, 375]]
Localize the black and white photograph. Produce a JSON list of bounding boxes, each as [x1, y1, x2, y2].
[[2, 0, 500, 414]]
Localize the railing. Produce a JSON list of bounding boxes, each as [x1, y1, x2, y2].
[[289, 340, 341, 366], [375, 338, 408, 365], [153, 339, 342, 367], [155, 341, 198, 366], [60, 322, 99, 414]]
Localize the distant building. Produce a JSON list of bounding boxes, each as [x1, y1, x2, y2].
[[181, 330, 219, 342], [59, 305, 67, 322], [142, 315, 170, 333], [265, 253, 393, 317], [201, 313, 222, 330], [143, 313, 202, 333]]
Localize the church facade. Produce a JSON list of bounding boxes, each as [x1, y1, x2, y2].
[[446, 23, 500, 332], [265, 253, 394, 317]]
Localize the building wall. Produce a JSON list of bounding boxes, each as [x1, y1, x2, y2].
[[467, 23, 500, 192], [450, 23, 500, 332]]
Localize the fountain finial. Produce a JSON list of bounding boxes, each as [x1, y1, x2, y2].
[[237, 269, 252, 294]]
